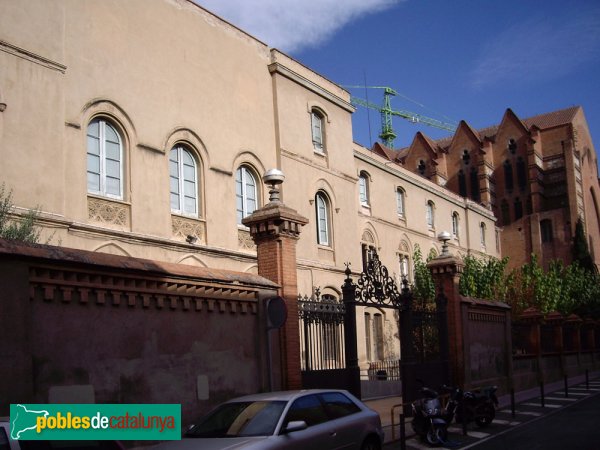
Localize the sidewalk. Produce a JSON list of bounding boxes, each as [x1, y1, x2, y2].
[[365, 370, 600, 446]]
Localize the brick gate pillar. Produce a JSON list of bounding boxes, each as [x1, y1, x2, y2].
[[243, 170, 308, 390], [427, 234, 464, 386]]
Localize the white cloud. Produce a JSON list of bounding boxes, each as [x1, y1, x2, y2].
[[194, 0, 399, 53], [470, 9, 600, 89]]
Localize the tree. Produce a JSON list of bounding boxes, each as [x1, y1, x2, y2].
[[0, 183, 42, 243], [411, 244, 435, 303], [572, 218, 596, 273]]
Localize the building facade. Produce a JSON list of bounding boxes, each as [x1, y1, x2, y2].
[[2, 0, 564, 389], [393, 107, 600, 271]]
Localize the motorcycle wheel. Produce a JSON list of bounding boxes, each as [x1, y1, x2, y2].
[[475, 403, 495, 427], [425, 427, 439, 446]]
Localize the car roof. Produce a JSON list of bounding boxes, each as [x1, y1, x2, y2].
[[224, 389, 353, 403]]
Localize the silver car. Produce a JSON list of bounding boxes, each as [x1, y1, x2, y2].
[[154, 389, 384, 450]]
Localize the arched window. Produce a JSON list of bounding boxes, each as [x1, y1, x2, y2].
[[87, 118, 123, 199], [311, 109, 325, 152], [170, 145, 199, 216], [508, 138, 517, 154], [517, 157, 527, 190], [358, 171, 370, 206], [235, 165, 258, 224], [396, 187, 405, 217], [504, 160, 514, 192], [501, 200, 510, 225], [540, 219, 553, 243], [480, 222, 486, 247], [470, 167, 480, 201], [458, 169, 467, 197], [417, 159, 426, 176], [514, 197, 523, 220], [426, 201, 435, 229], [315, 192, 330, 246], [462, 149, 471, 165], [452, 212, 459, 237]]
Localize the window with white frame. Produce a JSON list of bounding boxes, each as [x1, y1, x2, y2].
[[358, 172, 370, 206], [235, 165, 258, 225], [170, 145, 198, 216], [480, 222, 486, 247], [452, 212, 459, 237], [396, 187, 405, 217], [87, 118, 123, 199], [315, 192, 330, 246], [311, 110, 324, 152], [426, 201, 435, 228]]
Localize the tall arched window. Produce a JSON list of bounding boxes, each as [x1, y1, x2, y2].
[[452, 212, 459, 237], [358, 171, 370, 206], [470, 167, 480, 202], [87, 118, 123, 199], [235, 165, 258, 224], [504, 160, 514, 192], [170, 145, 198, 216], [396, 187, 405, 217], [458, 170, 467, 197], [480, 222, 486, 247], [517, 157, 527, 190], [315, 192, 330, 246], [501, 200, 510, 225], [514, 197, 523, 220], [311, 109, 325, 152], [426, 201, 435, 229]]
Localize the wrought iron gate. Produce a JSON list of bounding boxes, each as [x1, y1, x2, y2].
[[341, 249, 450, 401], [298, 289, 350, 389]]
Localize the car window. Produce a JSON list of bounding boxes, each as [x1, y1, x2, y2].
[[284, 394, 329, 427], [0, 427, 9, 450], [319, 392, 361, 420], [186, 401, 286, 438]]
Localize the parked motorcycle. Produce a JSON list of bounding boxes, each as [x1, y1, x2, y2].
[[411, 383, 449, 445], [444, 385, 498, 428]]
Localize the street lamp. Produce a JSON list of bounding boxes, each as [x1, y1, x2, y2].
[[263, 169, 285, 203], [437, 231, 451, 256]]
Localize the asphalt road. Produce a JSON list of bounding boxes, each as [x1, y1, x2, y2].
[[466, 390, 600, 450]]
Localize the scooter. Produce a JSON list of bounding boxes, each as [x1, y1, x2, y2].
[[411, 384, 449, 445], [444, 385, 498, 428]]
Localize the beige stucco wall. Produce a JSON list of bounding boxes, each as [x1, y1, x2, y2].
[[1, 0, 503, 371]]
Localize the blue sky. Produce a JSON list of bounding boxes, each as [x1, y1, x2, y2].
[[197, 0, 600, 157]]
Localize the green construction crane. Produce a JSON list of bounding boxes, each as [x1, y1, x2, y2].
[[343, 85, 458, 148]]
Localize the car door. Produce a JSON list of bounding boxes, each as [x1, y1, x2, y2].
[[318, 392, 366, 449], [276, 394, 342, 450]]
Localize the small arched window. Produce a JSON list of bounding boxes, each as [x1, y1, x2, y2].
[[315, 192, 331, 246], [358, 171, 370, 206], [396, 187, 405, 217], [170, 145, 199, 216], [87, 118, 123, 199], [235, 165, 258, 224], [508, 138, 517, 154], [417, 160, 427, 176], [426, 201, 435, 229], [452, 212, 459, 237], [311, 109, 325, 152]]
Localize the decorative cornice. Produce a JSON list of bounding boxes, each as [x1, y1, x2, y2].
[[0, 39, 66, 73], [268, 62, 354, 113]]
